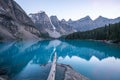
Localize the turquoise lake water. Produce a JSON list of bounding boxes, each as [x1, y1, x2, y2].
[[0, 40, 120, 80]]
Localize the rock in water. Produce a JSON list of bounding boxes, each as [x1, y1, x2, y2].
[[56, 64, 89, 80]]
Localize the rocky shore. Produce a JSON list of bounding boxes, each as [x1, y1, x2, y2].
[[56, 64, 89, 80], [0, 63, 89, 80]]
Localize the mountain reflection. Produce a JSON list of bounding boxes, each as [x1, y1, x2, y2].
[[0, 40, 120, 78], [33, 40, 120, 62]]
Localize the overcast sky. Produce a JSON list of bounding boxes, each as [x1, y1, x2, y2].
[[15, 0, 120, 20]]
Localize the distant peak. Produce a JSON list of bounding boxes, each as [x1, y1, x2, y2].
[[85, 15, 90, 18], [94, 16, 108, 21], [98, 16, 104, 19], [61, 19, 66, 22], [50, 16, 58, 19], [68, 19, 72, 22], [50, 15, 59, 21], [79, 16, 92, 21], [85, 16, 92, 20], [38, 11, 45, 14], [115, 17, 120, 19]]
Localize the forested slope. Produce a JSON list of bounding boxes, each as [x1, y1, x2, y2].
[[66, 22, 120, 42]]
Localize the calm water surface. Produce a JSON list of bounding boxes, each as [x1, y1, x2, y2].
[[0, 40, 120, 80]]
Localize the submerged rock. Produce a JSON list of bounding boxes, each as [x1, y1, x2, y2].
[[0, 75, 9, 80], [56, 64, 89, 80]]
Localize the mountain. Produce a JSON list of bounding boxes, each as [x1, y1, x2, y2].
[[93, 16, 112, 29], [68, 16, 120, 31], [30, 12, 75, 38], [66, 22, 120, 42], [29, 12, 61, 38], [0, 0, 40, 40], [94, 16, 120, 29], [50, 16, 75, 35], [68, 16, 94, 31]]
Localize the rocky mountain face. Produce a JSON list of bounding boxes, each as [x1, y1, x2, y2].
[[29, 12, 61, 38], [68, 16, 120, 31], [0, 0, 40, 40], [30, 12, 75, 38], [68, 16, 94, 31], [50, 16, 75, 35]]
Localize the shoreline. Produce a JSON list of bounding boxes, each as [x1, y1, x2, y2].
[[89, 39, 120, 45]]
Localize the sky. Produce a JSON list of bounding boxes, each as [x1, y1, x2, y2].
[[15, 0, 120, 20]]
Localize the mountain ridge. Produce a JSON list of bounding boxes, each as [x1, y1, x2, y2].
[[67, 15, 120, 31], [0, 0, 41, 40], [30, 12, 75, 38]]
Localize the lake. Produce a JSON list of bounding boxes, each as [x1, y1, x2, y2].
[[0, 40, 120, 80]]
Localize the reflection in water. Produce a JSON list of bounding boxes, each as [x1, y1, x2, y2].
[[0, 40, 120, 80]]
